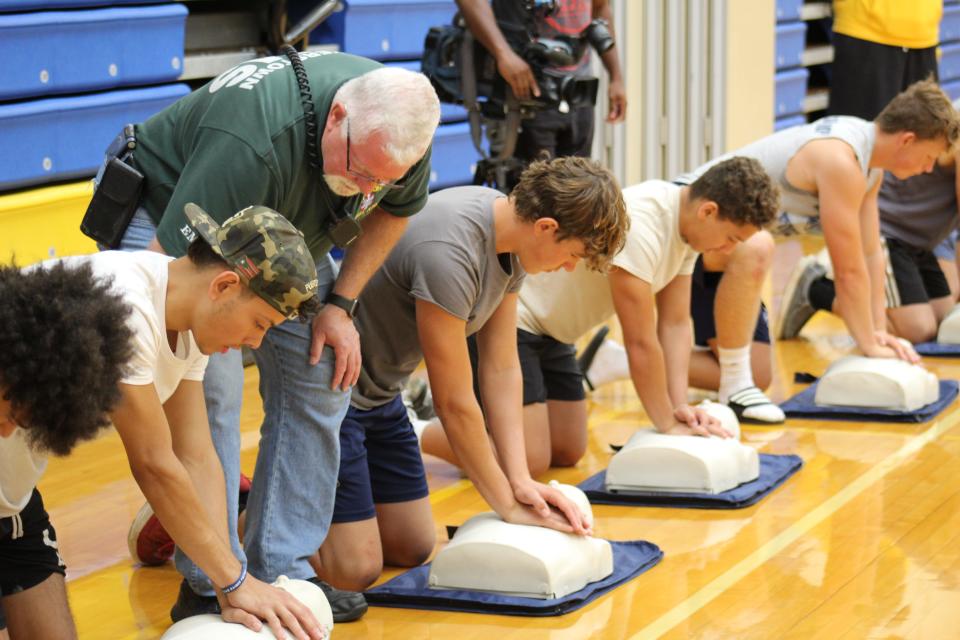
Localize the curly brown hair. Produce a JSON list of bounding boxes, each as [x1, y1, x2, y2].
[[877, 78, 960, 147], [0, 260, 133, 456], [511, 156, 629, 270], [689, 156, 780, 228]]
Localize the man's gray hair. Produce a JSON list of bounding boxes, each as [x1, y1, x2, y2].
[[335, 67, 441, 167]]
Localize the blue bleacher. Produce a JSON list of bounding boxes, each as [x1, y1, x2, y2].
[[775, 67, 809, 118], [775, 0, 803, 23], [773, 3, 807, 128], [0, 1, 189, 192], [0, 5, 187, 101], [308, 0, 456, 62], [0, 84, 189, 191], [0, 0, 155, 11]]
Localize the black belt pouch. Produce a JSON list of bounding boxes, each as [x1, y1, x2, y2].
[[80, 157, 144, 249]]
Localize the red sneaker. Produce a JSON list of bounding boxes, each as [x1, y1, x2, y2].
[[127, 474, 253, 566], [127, 501, 173, 566]]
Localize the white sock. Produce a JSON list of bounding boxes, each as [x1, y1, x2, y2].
[[586, 339, 631, 388], [412, 419, 433, 445], [718, 345, 753, 402], [406, 406, 433, 444], [719, 346, 784, 423]]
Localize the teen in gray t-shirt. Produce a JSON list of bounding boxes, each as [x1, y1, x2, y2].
[[312, 157, 629, 593], [352, 187, 524, 410]]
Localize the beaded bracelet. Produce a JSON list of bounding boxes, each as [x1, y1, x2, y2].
[[221, 563, 248, 595]]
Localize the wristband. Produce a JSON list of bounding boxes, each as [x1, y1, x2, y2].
[[221, 563, 248, 594]]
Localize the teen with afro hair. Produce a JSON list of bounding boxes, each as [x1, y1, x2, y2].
[[0, 260, 133, 640]]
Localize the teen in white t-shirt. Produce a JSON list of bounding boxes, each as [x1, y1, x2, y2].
[[1, 204, 328, 640], [510, 158, 779, 473]]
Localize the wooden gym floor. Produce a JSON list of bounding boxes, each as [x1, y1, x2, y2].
[[34, 239, 960, 638]]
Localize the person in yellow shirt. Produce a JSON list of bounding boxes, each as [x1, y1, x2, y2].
[[830, 0, 942, 120]]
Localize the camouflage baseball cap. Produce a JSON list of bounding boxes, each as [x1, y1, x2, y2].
[[183, 203, 320, 321]]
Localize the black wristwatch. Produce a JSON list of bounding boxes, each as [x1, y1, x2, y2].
[[324, 292, 359, 319]]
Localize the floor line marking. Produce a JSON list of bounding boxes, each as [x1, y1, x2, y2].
[[631, 408, 960, 640]]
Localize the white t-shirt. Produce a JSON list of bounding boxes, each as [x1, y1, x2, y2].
[[516, 181, 699, 344], [0, 428, 47, 519], [0, 251, 208, 518]]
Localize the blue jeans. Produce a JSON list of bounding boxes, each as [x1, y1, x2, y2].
[[112, 207, 349, 595]]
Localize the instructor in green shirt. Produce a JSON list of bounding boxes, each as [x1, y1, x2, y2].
[[98, 49, 440, 624]]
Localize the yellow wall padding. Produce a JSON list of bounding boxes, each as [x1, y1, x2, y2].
[[0, 181, 97, 265]]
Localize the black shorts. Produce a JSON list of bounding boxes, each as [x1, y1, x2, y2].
[[885, 237, 952, 307], [691, 256, 771, 347], [331, 396, 430, 524], [468, 330, 585, 407], [516, 329, 585, 405], [828, 32, 938, 120], [0, 489, 66, 598]]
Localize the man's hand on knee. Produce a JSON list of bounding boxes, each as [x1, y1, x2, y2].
[[310, 305, 361, 390]]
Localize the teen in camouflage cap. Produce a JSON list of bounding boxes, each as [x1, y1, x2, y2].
[[183, 203, 321, 321]]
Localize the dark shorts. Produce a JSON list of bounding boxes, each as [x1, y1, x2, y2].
[[516, 329, 585, 405], [828, 32, 938, 120], [691, 256, 771, 348], [885, 237, 952, 307], [468, 330, 585, 407], [0, 489, 66, 598], [332, 396, 430, 523]]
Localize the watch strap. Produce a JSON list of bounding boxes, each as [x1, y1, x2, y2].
[[324, 292, 358, 318]]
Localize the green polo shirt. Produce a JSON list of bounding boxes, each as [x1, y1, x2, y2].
[[133, 51, 432, 259]]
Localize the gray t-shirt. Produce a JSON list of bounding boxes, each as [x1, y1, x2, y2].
[[676, 116, 880, 236], [879, 163, 958, 251], [352, 186, 526, 410]]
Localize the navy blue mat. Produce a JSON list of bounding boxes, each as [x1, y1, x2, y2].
[[915, 342, 960, 357], [781, 380, 958, 423], [365, 540, 662, 616], [576, 453, 802, 509]]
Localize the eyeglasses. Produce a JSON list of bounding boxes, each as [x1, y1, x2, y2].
[[345, 117, 403, 192]]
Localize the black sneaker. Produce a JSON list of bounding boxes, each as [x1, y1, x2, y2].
[[307, 577, 368, 623], [170, 579, 220, 622], [577, 325, 611, 391]]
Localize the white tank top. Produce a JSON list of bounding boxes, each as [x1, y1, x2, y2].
[[676, 116, 880, 236]]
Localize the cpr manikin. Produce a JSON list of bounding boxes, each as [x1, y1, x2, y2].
[[428, 484, 613, 599], [814, 355, 939, 411], [937, 304, 960, 344], [604, 401, 760, 495], [160, 576, 333, 639]]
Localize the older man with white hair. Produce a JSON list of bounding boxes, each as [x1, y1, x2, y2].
[[83, 49, 441, 623]]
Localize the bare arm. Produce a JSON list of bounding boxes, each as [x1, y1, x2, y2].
[[113, 382, 239, 586], [592, 0, 626, 123], [818, 153, 915, 360], [163, 381, 231, 552], [609, 268, 676, 430], [311, 208, 410, 389], [817, 153, 883, 353], [656, 275, 694, 407], [455, 0, 539, 99], [474, 293, 528, 482], [416, 298, 585, 533], [610, 269, 726, 436], [858, 174, 888, 330], [113, 383, 324, 640]]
